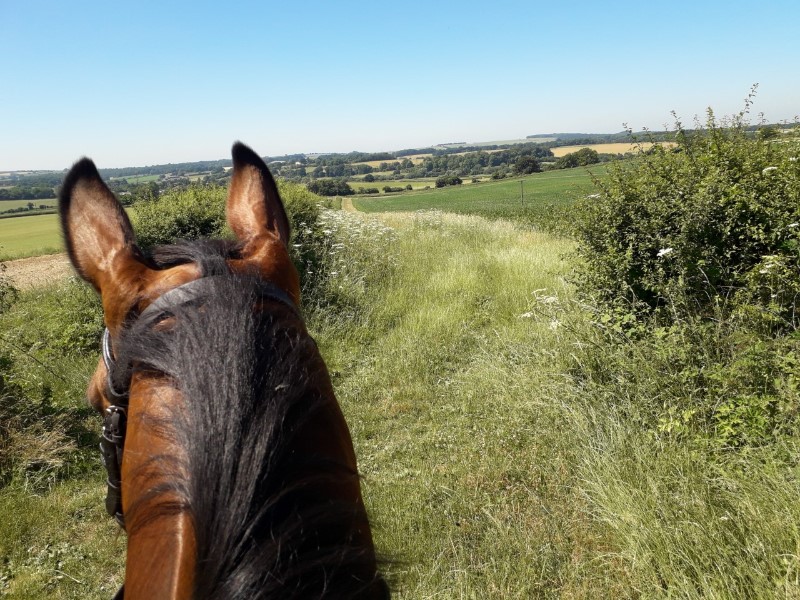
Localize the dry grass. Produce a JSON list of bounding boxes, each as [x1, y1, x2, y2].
[[550, 142, 675, 157]]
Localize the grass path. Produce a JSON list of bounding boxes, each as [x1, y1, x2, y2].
[[318, 207, 800, 598], [311, 208, 603, 596], [4, 253, 71, 289]]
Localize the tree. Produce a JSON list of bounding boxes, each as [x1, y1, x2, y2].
[[555, 148, 600, 169], [514, 155, 541, 175], [306, 179, 354, 196], [435, 175, 462, 188]]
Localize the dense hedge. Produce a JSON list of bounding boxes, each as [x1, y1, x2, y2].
[[130, 181, 328, 296], [571, 104, 800, 447], [575, 111, 800, 330]]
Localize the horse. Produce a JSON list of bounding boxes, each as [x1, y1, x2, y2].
[[59, 143, 389, 599]]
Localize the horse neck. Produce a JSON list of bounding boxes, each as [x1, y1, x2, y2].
[[121, 378, 196, 600]]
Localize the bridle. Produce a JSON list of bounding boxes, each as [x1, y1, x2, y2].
[[98, 275, 299, 530]]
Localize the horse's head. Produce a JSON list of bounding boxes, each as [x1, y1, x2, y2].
[[60, 142, 299, 414], [59, 143, 386, 599]]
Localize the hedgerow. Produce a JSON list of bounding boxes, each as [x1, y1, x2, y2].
[[571, 93, 800, 447], [575, 100, 800, 331]]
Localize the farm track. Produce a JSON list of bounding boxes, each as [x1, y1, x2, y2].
[[4, 252, 72, 290], [340, 196, 357, 212]]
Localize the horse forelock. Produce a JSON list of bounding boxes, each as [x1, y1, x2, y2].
[[114, 240, 384, 598]]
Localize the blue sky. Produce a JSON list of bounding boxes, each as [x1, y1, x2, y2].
[[3, 0, 798, 170]]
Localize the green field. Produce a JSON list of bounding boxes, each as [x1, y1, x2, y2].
[[110, 174, 160, 184], [351, 167, 602, 231], [0, 213, 63, 260], [0, 199, 57, 212], [347, 176, 439, 191]]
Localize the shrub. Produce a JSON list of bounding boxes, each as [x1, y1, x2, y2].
[[554, 148, 599, 169], [435, 175, 462, 188], [306, 179, 354, 196], [131, 185, 228, 250], [575, 105, 800, 328]]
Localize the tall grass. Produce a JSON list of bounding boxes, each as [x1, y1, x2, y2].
[[306, 208, 800, 598]]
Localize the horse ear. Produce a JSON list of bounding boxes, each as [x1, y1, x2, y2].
[[59, 158, 141, 293], [226, 142, 291, 247]]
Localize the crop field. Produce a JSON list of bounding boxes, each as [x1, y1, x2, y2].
[[352, 157, 427, 168], [109, 174, 160, 184], [0, 199, 57, 211], [0, 213, 63, 260], [550, 142, 673, 157], [347, 176, 441, 191], [353, 167, 600, 216]]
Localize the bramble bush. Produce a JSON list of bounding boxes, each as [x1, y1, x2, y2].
[[571, 93, 800, 447], [575, 100, 800, 330]]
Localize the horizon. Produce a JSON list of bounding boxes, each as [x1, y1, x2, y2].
[[3, 0, 799, 171]]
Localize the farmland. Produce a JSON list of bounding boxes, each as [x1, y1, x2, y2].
[[0, 199, 57, 212], [0, 167, 597, 260], [354, 168, 597, 213], [550, 141, 674, 157], [0, 213, 63, 260]]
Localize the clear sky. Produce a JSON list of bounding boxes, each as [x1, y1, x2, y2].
[[3, 0, 798, 170]]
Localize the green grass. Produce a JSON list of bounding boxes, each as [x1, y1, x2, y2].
[[0, 200, 57, 211], [110, 174, 160, 184], [305, 208, 800, 597], [352, 167, 602, 230], [0, 213, 63, 260], [347, 176, 441, 191], [307, 210, 600, 595]]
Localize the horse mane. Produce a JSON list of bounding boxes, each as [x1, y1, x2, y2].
[[114, 240, 384, 598]]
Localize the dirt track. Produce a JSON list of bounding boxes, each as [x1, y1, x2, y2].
[[3, 253, 73, 290]]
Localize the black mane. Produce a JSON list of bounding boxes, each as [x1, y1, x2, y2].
[[114, 241, 385, 598]]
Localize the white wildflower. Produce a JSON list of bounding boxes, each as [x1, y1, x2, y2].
[[586, 193, 600, 199], [762, 166, 778, 174], [549, 319, 561, 330], [788, 223, 799, 228], [519, 312, 534, 319], [657, 248, 674, 258]]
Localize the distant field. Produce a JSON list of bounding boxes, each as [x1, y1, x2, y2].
[[110, 174, 160, 184], [0, 214, 63, 260], [551, 142, 673, 157], [353, 157, 428, 168], [353, 167, 601, 216], [347, 177, 440, 191], [352, 146, 525, 169], [0, 199, 57, 211]]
